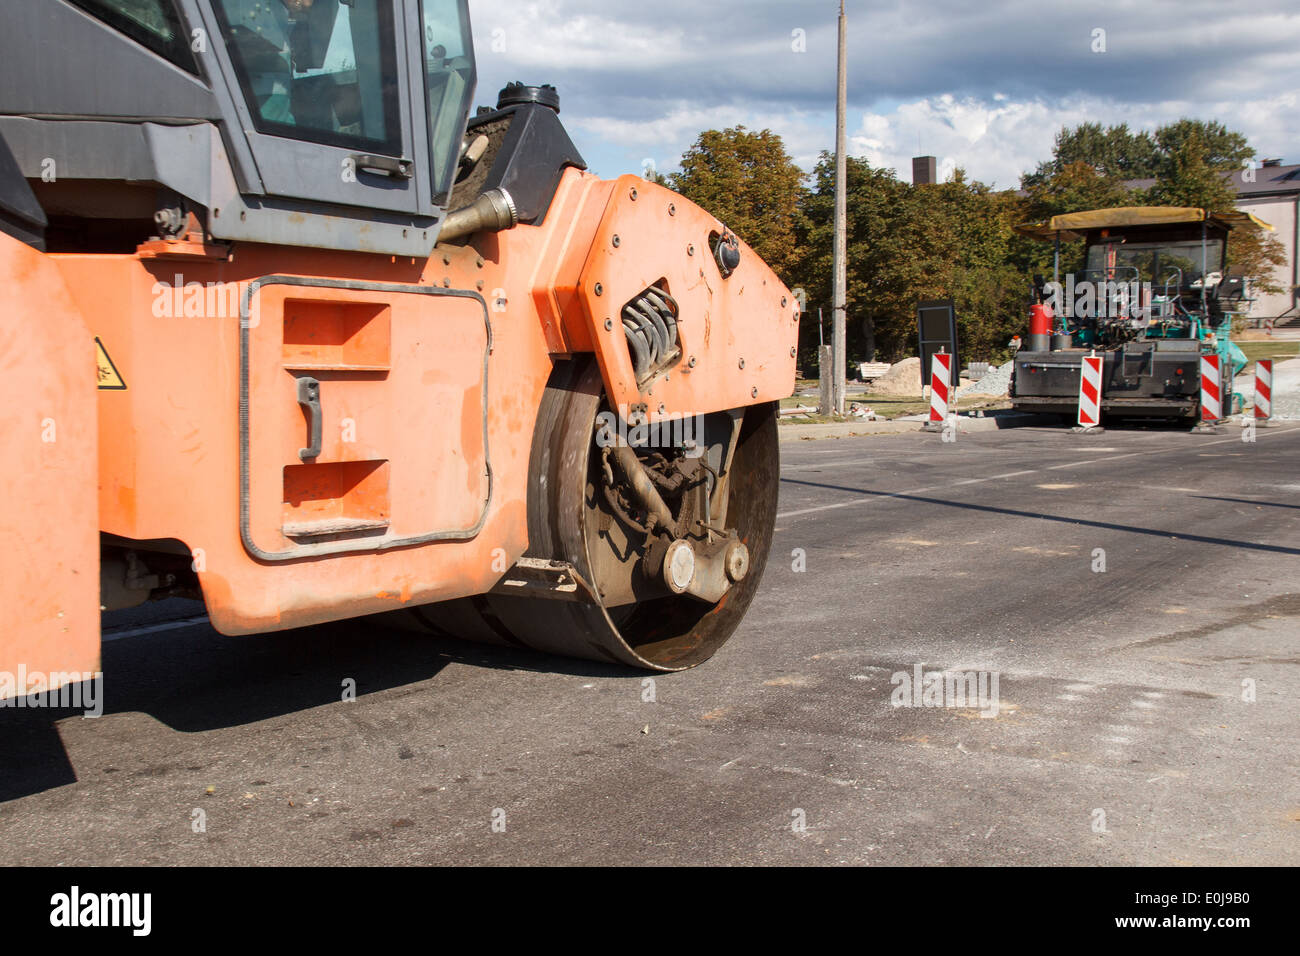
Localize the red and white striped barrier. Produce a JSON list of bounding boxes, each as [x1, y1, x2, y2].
[[1199, 354, 1222, 422], [1254, 359, 1273, 421], [1077, 354, 1102, 427], [928, 351, 952, 423]]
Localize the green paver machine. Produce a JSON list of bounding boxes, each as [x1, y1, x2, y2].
[[1009, 206, 1272, 422]]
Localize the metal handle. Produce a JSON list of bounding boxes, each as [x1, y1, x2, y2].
[[296, 376, 322, 460], [352, 154, 413, 179]]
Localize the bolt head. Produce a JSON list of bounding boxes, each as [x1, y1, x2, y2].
[[604, 318, 613, 330], [752, 386, 758, 398], [688, 356, 697, 367], [738, 357, 745, 369], [687, 244, 695, 256], [612, 234, 620, 247], [669, 203, 676, 216], [594, 282, 603, 296], [630, 187, 639, 200]]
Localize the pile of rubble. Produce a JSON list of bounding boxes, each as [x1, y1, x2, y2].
[[957, 360, 1013, 398]]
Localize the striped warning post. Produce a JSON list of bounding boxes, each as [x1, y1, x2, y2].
[[1254, 359, 1273, 421], [1199, 354, 1222, 422], [1077, 355, 1102, 427], [928, 352, 952, 422]]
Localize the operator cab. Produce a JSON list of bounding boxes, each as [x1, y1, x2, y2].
[[0, 0, 478, 255]]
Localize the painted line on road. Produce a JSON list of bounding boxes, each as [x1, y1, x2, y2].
[[102, 615, 210, 641], [778, 428, 1297, 521], [1044, 453, 1145, 470]]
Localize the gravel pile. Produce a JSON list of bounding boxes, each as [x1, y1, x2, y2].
[[865, 357, 923, 396], [1270, 389, 1300, 421], [958, 360, 1013, 398]]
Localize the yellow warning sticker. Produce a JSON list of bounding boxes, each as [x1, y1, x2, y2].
[[95, 337, 126, 390]]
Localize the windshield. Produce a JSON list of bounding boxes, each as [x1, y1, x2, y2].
[[421, 0, 476, 198], [1084, 238, 1224, 288], [215, 0, 402, 157]]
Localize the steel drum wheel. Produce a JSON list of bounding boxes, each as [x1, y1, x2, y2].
[[401, 358, 779, 671]]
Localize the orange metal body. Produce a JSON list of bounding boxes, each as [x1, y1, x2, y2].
[[0, 232, 101, 694], [0, 168, 797, 691]]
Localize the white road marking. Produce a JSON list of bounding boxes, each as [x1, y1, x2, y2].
[[777, 429, 1297, 521], [102, 615, 210, 641]]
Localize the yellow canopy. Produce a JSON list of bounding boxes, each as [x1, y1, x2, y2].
[[1014, 206, 1274, 240]]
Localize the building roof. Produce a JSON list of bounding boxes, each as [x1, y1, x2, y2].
[[1230, 162, 1300, 198]]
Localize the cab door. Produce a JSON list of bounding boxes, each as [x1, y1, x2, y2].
[[198, 0, 428, 214]]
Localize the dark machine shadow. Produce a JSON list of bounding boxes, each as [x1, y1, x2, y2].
[[0, 615, 633, 803]]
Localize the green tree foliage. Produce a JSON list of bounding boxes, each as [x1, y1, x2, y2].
[[1146, 133, 1237, 209], [1153, 119, 1253, 173], [793, 155, 1027, 363], [1023, 122, 1160, 184], [1026, 119, 1253, 186], [1030, 122, 1284, 296], [666, 117, 1285, 370], [1017, 161, 1139, 277], [669, 127, 807, 280]]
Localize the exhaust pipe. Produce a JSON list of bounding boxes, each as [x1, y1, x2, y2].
[[437, 188, 518, 243]]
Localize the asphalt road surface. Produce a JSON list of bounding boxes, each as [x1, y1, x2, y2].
[[3, 421, 1298, 865]]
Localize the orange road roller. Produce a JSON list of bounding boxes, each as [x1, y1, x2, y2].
[[0, 0, 798, 695]]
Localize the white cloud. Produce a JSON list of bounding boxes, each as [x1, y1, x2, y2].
[[456, 1, 1300, 188], [851, 91, 1300, 189], [571, 103, 830, 175]]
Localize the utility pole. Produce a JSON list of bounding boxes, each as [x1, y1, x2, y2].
[[831, 0, 848, 415]]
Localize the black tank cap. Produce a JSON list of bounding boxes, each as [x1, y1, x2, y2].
[[497, 82, 561, 113]]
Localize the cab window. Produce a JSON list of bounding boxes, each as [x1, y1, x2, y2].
[[213, 0, 402, 158], [67, 0, 199, 72], [420, 0, 475, 196]]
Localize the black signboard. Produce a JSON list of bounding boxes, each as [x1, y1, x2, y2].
[[917, 299, 959, 389]]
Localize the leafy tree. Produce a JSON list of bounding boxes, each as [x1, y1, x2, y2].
[[1021, 119, 1282, 298], [793, 156, 1028, 365], [1135, 132, 1283, 295], [1024, 122, 1159, 184], [1027, 119, 1254, 187], [670, 116, 1285, 375], [1146, 133, 1237, 209], [1154, 119, 1253, 173], [669, 127, 808, 281], [1015, 162, 1138, 279], [1228, 227, 1289, 297]]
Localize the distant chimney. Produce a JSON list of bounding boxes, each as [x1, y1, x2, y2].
[[912, 156, 937, 185], [1262, 157, 1282, 167]]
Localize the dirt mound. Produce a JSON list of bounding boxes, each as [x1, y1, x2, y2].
[[865, 357, 923, 397]]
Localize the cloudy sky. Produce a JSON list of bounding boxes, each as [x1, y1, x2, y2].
[[464, 0, 1300, 189]]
